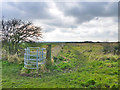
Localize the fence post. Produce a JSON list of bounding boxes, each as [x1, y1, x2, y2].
[[118, 42, 120, 55], [46, 44, 52, 66]]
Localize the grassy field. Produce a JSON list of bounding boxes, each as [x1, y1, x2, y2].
[[2, 43, 118, 88]]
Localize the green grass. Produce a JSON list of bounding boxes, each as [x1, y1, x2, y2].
[[0, 60, 2, 89], [2, 43, 118, 88]]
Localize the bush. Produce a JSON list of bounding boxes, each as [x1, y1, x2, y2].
[[8, 53, 24, 64], [2, 49, 8, 60]]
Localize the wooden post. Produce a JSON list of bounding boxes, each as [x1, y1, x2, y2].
[[118, 42, 120, 55], [46, 44, 52, 66]]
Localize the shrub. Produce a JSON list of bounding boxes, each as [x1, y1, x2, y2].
[[8, 53, 24, 64], [2, 49, 8, 60], [8, 53, 18, 63]]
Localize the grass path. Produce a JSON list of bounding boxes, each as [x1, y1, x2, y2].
[[2, 44, 118, 88]]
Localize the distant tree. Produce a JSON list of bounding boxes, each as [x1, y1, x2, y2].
[[2, 18, 42, 54]]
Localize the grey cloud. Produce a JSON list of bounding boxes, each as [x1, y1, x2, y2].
[[3, 2, 118, 28], [43, 25, 56, 33], [45, 19, 78, 28], [89, 31, 117, 38], [1, 2, 118, 42], [56, 2, 118, 24], [2, 2, 23, 19], [2, 2, 54, 20], [75, 29, 117, 41]]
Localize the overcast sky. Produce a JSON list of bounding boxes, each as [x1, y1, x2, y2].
[[2, 1, 118, 42]]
